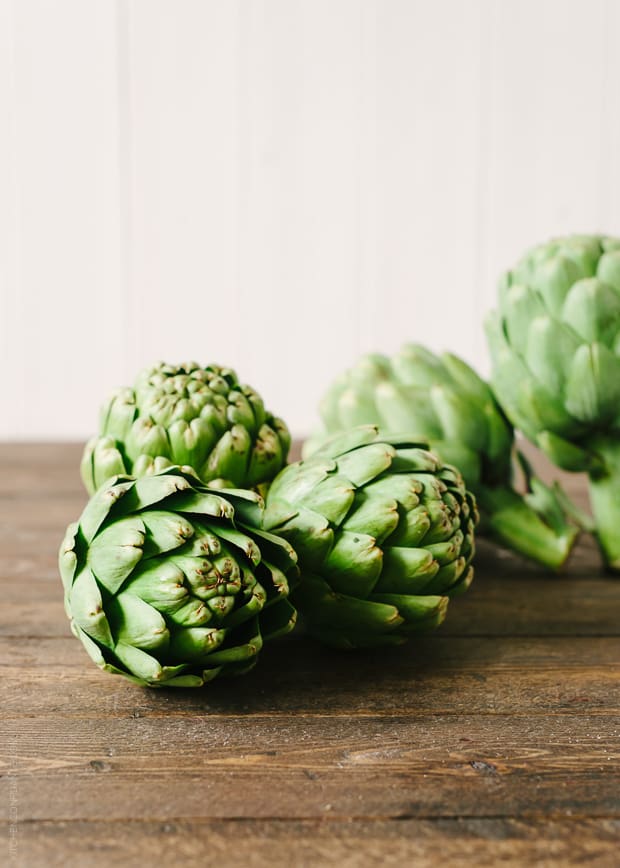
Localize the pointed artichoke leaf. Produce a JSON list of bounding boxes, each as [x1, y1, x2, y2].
[[561, 277, 620, 346], [318, 376, 350, 431], [81, 436, 128, 496], [391, 344, 450, 389], [373, 380, 418, 431], [343, 494, 399, 545], [140, 509, 195, 558], [112, 641, 166, 684], [502, 284, 548, 354], [124, 418, 171, 464], [431, 385, 487, 452], [440, 352, 491, 404], [337, 385, 381, 430], [205, 634, 263, 666], [69, 567, 114, 648], [597, 249, 620, 293], [389, 447, 439, 474], [109, 591, 170, 651], [335, 442, 395, 487], [321, 530, 383, 598], [227, 389, 257, 431], [296, 474, 355, 525], [112, 472, 192, 516], [100, 388, 137, 441], [384, 505, 431, 547], [263, 499, 333, 568], [59, 522, 79, 595], [164, 597, 211, 628], [524, 315, 582, 396], [168, 625, 226, 662], [516, 377, 581, 438], [245, 526, 298, 574], [310, 425, 380, 459], [363, 474, 422, 511], [267, 458, 334, 504], [370, 592, 448, 630], [536, 430, 598, 473], [204, 425, 251, 487], [125, 559, 189, 610], [78, 478, 136, 544], [167, 417, 216, 471], [293, 571, 403, 635], [245, 424, 284, 488], [166, 490, 234, 521], [205, 522, 261, 566], [564, 342, 620, 423], [373, 546, 439, 594], [532, 254, 582, 314], [87, 516, 145, 594]]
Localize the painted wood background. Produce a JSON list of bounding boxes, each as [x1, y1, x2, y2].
[[1, 0, 619, 439]]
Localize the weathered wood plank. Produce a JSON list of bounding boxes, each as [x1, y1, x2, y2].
[[2, 818, 619, 868], [1, 636, 619, 718], [1, 713, 618, 822]]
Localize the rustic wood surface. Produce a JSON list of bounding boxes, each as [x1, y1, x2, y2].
[[1, 443, 619, 867]]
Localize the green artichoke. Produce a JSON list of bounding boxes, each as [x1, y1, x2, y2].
[[60, 467, 298, 686], [263, 426, 477, 648], [81, 361, 290, 495], [307, 345, 578, 570], [486, 233, 620, 570]]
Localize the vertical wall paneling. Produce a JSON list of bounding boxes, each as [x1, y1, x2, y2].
[[2, 1, 620, 439], [236, 0, 371, 434], [126, 0, 242, 373], [0, 0, 18, 437], [4, 0, 126, 439], [372, 0, 485, 370], [599, 0, 620, 231], [477, 0, 611, 317]]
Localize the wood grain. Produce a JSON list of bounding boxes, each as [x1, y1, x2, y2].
[[2, 818, 619, 868], [1, 444, 619, 865]]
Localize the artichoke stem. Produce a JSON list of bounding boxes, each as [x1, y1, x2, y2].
[[478, 486, 578, 571], [587, 438, 620, 572]]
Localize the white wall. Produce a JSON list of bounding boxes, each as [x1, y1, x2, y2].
[[1, 0, 619, 440]]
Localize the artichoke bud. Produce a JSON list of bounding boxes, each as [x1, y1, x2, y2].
[[60, 468, 298, 687], [84, 361, 289, 494], [265, 428, 477, 648]]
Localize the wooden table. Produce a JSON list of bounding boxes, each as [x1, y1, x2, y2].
[[1, 444, 619, 866]]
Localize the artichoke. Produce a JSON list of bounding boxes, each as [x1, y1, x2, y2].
[[263, 426, 477, 648], [307, 345, 578, 570], [81, 361, 290, 495], [59, 467, 298, 686], [486, 233, 620, 570]]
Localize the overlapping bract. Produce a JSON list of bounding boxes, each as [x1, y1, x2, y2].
[[81, 362, 290, 495], [308, 346, 578, 570], [60, 467, 298, 686], [486, 234, 620, 569], [264, 426, 477, 648]]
